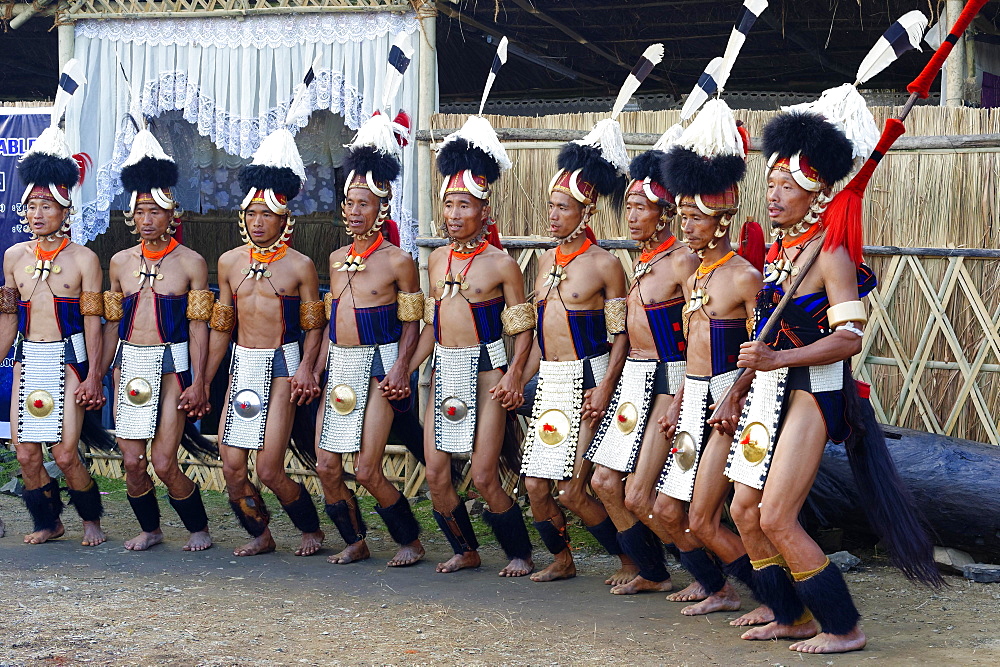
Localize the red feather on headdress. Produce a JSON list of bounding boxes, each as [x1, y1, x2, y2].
[[72, 152, 92, 185]]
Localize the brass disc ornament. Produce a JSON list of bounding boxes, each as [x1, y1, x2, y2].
[[672, 431, 697, 471], [125, 377, 153, 406], [233, 390, 263, 420], [329, 384, 357, 415], [615, 402, 638, 434], [740, 421, 769, 465], [440, 397, 468, 423], [25, 390, 54, 418], [536, 409, 570, 446]]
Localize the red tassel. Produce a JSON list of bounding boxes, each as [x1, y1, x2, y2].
[[584, 225, 598, 245], [485, 220, 503, 250], [737, 217, 765, 273], [72, 152, 92, 185], [384, 218, 400, 247], [822, 118, 906, 266], [392, 110, 411, 147]]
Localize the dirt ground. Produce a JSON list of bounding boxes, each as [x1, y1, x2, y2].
[[0, 491, 998, 667]]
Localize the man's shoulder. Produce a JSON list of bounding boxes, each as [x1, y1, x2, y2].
[[67, 242, 99, 263]]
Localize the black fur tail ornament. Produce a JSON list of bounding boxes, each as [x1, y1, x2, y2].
[[180, 421, 219, 460]]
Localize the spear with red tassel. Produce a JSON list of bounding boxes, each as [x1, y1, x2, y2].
[[709, 0, 987, 419]]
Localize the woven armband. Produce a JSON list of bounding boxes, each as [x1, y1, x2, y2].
[[827, 300, 867, 329], [501, 302, 535, 336], [209, 302, 235, 333], [300, 300, 326, 331], [103, 291, 124, 322], [324, 291, 334, 321], [604, 297, 626, 335], [423, 295, 435, 326], [397, 291, 424, 322], [80, 291, 104, 317], [186, 289, 214, 321], [746, 315, 756, 339], [0, 286, 18, 314]]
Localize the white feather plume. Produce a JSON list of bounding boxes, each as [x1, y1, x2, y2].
[[716, 0, 769, 92], [573, 118, 629, 174], [440, 115, 512, 173], [855, 10, 928, 85], [347, 112, 401, 157], [651, 123, 684, 152], [51, 59, 86, 129], [783, 83, 878, 160], [681, 57, 724, 121], [251, 128, 307, 183], [478, 36, 508, 116], [284, 54, 322, 127], [610, 43, 665, 120], [122, 129, 173, 168], [381, 32, 414, 111], [678, 99, 744, 158]]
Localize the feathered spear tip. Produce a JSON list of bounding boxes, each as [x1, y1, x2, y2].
[[761, 111, 854, 186], [437, 115, 511, 182], [610, 43, 664, 120], [855, 10, 927, 86], [822, 117, 906, 266]]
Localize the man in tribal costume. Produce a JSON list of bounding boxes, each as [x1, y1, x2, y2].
[[205, 127, 325, 557], [652, 100, 770, 623], [100, 128, 213, 552], [520, 121, 632, 583], [313, 108, 425, 568], [584, 127, 699, 595], [1, 95, 107, 546]]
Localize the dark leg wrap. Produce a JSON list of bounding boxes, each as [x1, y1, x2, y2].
[[324, 496, 366, 545], [722, 554, 756, 593], [281, 482, 321, 534], [794, 562, 861, 636], [616, 522, 669, 583], [230, 487, 271, 538], [664, 542, 682, 561], [168, 486, 209, 534], [68, 481, 104, 523], [374, 493, 420, 546], [127, 488, 161, 533], [533, 517, 570, 555], [23, 480, 63, 533], [752, 563, 805, 626], [433, 502, 479, 555], [483, 502, 533, 561], [584, 516, 622, 556], [679, 548, 727, 595]]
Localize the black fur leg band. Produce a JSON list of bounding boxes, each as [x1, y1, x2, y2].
[[483, 502, 533, 561], [617, 522, 669, 583], [722, 554, 755, 593], [127, 487, 161, 534], [23, 479, 63, 533], [752, 562, 805, 626], [281, 483, 320, 534], [533, 517, 570, 555], [433, 502, 479, 555], [230, 487, 270, 538], [325, 496, 366, 545], [679, 548, 726, 595], [68, 481, 104, 523], [793, 561, 860, 636], [584, 516, 622, 556], [374, 493, 420, 546], [168, 485, 209, 534]]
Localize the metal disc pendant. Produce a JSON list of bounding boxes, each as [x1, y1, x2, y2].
[[440, 396, 468, 422], [329, 384, 357, 415], [615, 402, 638, 434], [536, 409, 570, 446], [672, 431, 697, 471], [125, 377, 153, 406], [25, 390, 54, 418], [233, 390, 263, 420], [740, 421, 769, 465]]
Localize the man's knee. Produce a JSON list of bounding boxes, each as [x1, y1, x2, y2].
[[729, 494, 760, 532], [353, 459, 385, 489], [122, 449, 150, 478], [150, 450, 181, 483], [255, 463, 287, 491], [590, 466, 621, 499], [470, 467, 500, 495], [51, 445, 83, 473], [758, 505, 796, 542], [15, 444, 42, 470], [687, 505, 714, 540], [652, 494, 687, 532], [315, 456, 344, 486], [523, 476, 550, 503], [624, 487, 653, 518], [423, 463, 453, 497]]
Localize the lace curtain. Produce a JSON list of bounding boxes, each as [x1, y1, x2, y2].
[[67, 12, 422, 252]]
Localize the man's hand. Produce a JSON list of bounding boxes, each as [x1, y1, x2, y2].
[[706, 388, 747, 436], [738, 341, 783, 372], [178, 382, 210, 419], [489, 372, 525, 410], [581, 381, 614, 429], [74, 376, 107, 411], [379, 363, 412, 401], [656, 392, 683, 440], [289, 367, 321, 405]]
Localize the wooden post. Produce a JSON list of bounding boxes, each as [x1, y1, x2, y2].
[[945, 0, 967, 106], [58, 23, 75, 70]]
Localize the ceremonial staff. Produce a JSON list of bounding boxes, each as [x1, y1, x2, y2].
[[709, 0, 987, 419]]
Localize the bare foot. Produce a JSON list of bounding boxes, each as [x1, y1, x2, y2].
[[530, 551, 576, 582], [790, 628, 867, 654], [681, 582, 742, 616], [730, 604, 774, 627], [292, 530, 324, 557], [666, 581, 707, 602], [81, 521, 107, 547], [183, 530, 213, 552], [124, 530, 163, 551], [604, 558, 640, 586], [436, 551, 481, 573], [499, 557, 534, 577], [741, 619, 818, 641], [233, 533, 276, 557], [387, 540, 424, 567], [327, 539, 370, 564], [611, 575, 673, 595], [24, 522, 65, 545]]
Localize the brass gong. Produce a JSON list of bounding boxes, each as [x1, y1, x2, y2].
[[615, 402, 638, 434], [329, 384, 357, 415], [536, 409, 570, 446], [25, 390, 54, 418], [740, 422, 769, 465]]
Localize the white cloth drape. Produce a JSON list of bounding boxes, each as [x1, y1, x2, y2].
[[68, 12, 422, 251]]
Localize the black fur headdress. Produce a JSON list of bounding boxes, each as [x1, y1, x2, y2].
[[761, 111, 854, 186]]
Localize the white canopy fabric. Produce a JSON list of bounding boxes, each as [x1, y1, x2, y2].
[[68, 11, 423, 251]]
